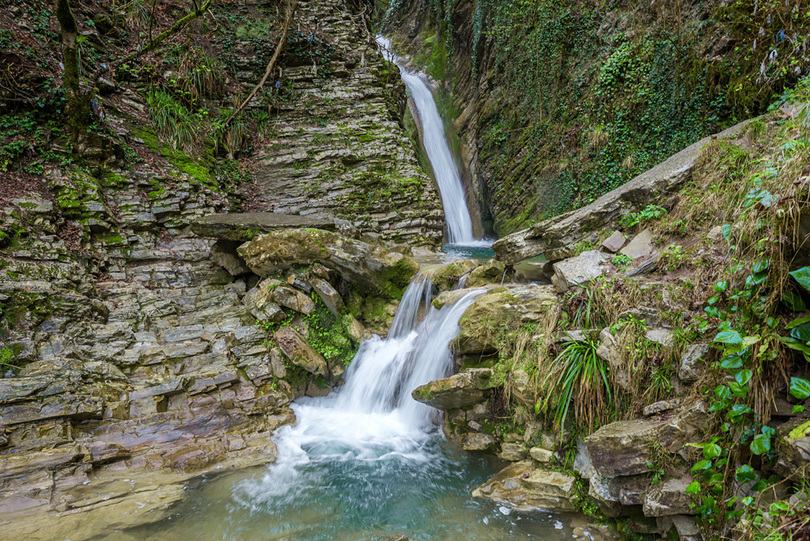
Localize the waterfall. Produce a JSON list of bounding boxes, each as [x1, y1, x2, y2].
[[377, 36, 477, 245], [235, 278, 485, 514]]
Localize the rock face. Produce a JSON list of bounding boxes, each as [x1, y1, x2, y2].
[[472, 461, 578, 512], [412, 368, 498, 409], [274, 327, 329, 377], [191, 212, 337, 241], [584, 402, 709, 477], [453, 285, 557, 354], [492, 119, 750, 264], [243, 0, 444, 247], [238, 229, 420, 298]]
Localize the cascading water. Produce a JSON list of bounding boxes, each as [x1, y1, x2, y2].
[[132, 39, 579, 541], [377, 36, 480, 246], [136, 278, 575, 539]]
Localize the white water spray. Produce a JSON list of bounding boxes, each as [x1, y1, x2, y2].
[[238, 278, 484, 509], [377, 36, 479, 245]]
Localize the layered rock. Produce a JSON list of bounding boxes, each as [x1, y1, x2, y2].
[[411, 368, 497, 409], [472, 461, 578, 512], [245, 0, 444, 247], [450, 284, 557, 355], [238, 228, 420, 297]]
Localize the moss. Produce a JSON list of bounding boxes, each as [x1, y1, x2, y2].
[[136, 128, 216, 189], [378, 256, 420, 299]]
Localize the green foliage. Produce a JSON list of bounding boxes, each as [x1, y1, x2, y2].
[[305, 302, 359, 368], [145, 88, 207, 152], [620, 205, 667, 229], [538, 335, 612, 431]]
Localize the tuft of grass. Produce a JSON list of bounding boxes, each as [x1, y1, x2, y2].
[[540, 335, 612, 432], [145, 88, 201, 152]]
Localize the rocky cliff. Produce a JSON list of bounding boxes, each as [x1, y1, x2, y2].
[[0, 0, 438, 537]]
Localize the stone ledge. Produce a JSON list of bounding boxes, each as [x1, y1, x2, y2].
[[190, 213, 336, 242]]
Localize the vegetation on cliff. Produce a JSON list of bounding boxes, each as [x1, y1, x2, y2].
[[382, 0, 810, 235]]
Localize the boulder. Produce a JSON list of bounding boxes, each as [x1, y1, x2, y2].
[[462, 433, 497, 452], [238, 229, 419, 298], [308, 277, 345, 316], [529, 447, 554, 465], [411, 368, 498, 410], [645, 328, 674, 347], [679, 344, 709, 383], [584, 401, 709, 477], [620, 229, 655, 260], [430, 259, 478, 291], [551, 250, 610, 293], [472, 461, 578, 512], [492, 119, 750, 264], [242, 279, 286, 323], [191, 212, 336, 242], [454, 285, 557, 355], [273, 327, 328, 377], [466, 260, 507, 288], [272, 285, 316, 315], [499, 442, 528, 462], [602, 231, 626, 253], [643, 474, 695, 517]]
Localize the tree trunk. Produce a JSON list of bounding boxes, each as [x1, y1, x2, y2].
[[55, 0, 87, 132]]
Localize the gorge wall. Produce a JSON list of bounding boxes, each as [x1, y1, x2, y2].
[[382, 0, 810, 236], [0, 0, 439, 537]]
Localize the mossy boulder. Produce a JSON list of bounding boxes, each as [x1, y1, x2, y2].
[[466, 260, 507, 288], [452, 285, 557, 355], [411, 368, 498, 410], [428, 259, 478, 291], [238, 229, 419, 299]]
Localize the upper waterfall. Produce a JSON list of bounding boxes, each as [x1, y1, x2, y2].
[[377, 36, 477, 245]]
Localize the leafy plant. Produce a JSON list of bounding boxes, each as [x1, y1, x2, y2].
[[539, 335, 612, 431], [620, 205, 667, 229]]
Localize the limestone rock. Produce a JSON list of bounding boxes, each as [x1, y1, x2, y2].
[[272, 285, 316, 315], [671, 515, 702, 541], [602, 231, 626, 253], [493, 119, 750, 264], [499, 442, 527, 462], [242, 280, 286, 323], [679, 344, 709, 383], [620, 229, 655, 260], [454, 285, 557, 355], [412, 368, 497, 410], [472, 461, 578, 512], [529, 447, 554, 465], [645, 328, 674, 347], [643, 474, 695, 517], [466, 260, 507, 288], [274, 327, 328, 377], [308, 277, 345, 316], [551, 250, 610, 293], [462, 433, 497, 452], [191, 212, 336, 241], [774, 419, 810, 477], [430, 259, 478, 291], [238, 229, 419, 298], [584, 402, 709, 477]]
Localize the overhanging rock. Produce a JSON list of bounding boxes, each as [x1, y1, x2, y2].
[[190, 212, 336, 242]]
